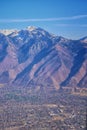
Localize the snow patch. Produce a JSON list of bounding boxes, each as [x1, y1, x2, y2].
[[26, 26, 37, 31], [0, 29, 18, 36]]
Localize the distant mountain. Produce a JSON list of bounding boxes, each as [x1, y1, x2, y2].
[[0, 29, 18, 35], [80, 36, 87, 43], [0, 26, 87, 91]]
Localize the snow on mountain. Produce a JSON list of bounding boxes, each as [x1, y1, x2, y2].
[[0, 29, 18, 36], [0, 26, 87, 90], [26, 26, 37, 31], [80, 36, 87, 43]]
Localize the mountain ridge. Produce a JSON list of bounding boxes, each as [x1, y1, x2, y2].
[[0, 26, 87, 91]]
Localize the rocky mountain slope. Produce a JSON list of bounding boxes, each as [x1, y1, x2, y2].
[[0, 26, 87, 90]]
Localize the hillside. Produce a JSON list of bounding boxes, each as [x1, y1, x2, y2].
[[0, 26, 87, 91]]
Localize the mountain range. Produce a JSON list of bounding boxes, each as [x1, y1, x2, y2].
[[0, 26, 87, 91]]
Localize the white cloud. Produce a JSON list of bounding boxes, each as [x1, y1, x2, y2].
[[55, 24, 87, 27], [0, 15, 87, 23], [80, 24, 87, 27]]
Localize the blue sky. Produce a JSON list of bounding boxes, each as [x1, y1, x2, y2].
[[0, 0, 87, 39]]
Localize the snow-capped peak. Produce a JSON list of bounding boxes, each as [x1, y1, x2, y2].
[[26, 26, 37, 31], [0, 29, 18, 36], [80, 36, 87, 43]]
